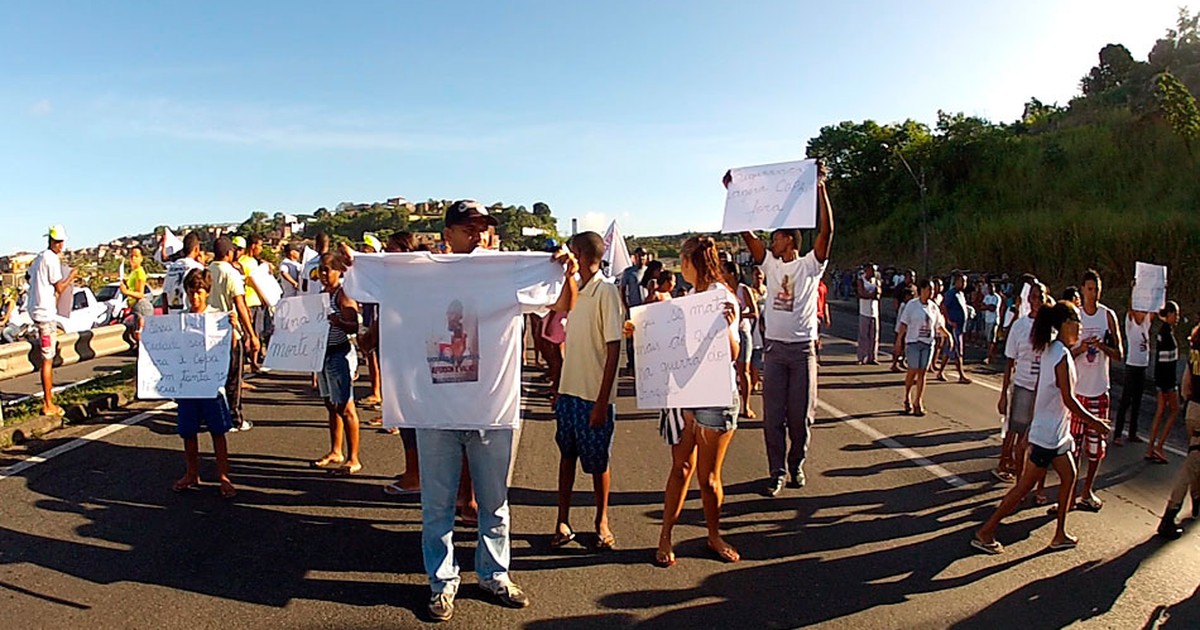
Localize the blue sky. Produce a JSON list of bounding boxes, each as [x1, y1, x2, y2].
[[0, 0, 1181, 254]]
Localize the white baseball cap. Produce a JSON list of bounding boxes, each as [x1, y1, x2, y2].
[[46, 224, 68, 241]]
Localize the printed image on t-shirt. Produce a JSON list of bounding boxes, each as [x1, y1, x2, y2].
[[427, 299, 480, 384], [773, 274, 796, 313]]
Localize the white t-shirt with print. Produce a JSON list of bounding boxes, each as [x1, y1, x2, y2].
[[762, 250, 827, 343], [983, 293, 1001, 326], [27, 249, 63, 323], [164, 257, 206, 310], [344, 251, 564, 431], [1004, 315, 1042, 391], [898, 298, 940, 345]]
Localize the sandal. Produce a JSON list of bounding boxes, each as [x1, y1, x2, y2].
[[1047, 502, 1077, 516], [171, 477, 200, 493], [958, 377, 973, 385], [653, 548, 676, 568], [219, 480, 237, 499], [708, 542, 740, 563], [383, 481, 420, 496], [991, 469, 1015, 483], [1077, 496, 1103, 512], [333, 462, 363, 476], [41, 405, 66, 417], [971, 536, 1004, 555], [550, 528, 576, 549], [595, 532, 617, 552]]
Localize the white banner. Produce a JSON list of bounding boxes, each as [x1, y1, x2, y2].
[[631, 290, 735, 409], [1131, 261, 1168, 312], [137, 313, 232, 399], [721, 159, 819, 233], [249, 262, 284, 307], [264, 294, 331, 373], [602, 220, 633, 280]]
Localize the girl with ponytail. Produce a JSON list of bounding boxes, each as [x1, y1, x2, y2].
[[974, 301, 1111, 555]]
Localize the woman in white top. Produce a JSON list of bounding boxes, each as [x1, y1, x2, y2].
[[893, 278, 950, 416], [974, 301, 1111, 554], [1113, 307, 1154, 445]]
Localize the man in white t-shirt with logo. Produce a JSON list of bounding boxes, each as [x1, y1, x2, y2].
[[1070, 268, 1123, 511], [855, 263, 880, 365], [162, 231, 206, 314], [27, 225, 77, 417], [728, 163, 834, 496]]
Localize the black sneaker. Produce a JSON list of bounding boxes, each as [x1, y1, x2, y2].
[[787, 470, 806, 489], [765, 476, 786, 497], [428, 592, 455, 622], [483, 582, 531, 609]]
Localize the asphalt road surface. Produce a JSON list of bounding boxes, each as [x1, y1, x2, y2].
[[0, 317, 1197, 629]]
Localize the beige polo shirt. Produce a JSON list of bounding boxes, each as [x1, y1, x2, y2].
[[559, 273, 624, 403]]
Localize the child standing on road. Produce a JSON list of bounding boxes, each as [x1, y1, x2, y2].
[[311, 252, 363, 475], [551, 232, 623, 551], [172, 268, 236, 499]]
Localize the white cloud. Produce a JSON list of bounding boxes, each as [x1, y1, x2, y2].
[[30, 99, 52, 116]]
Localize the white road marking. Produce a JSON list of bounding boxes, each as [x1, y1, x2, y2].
[[0, 402, 175, 482], [816, 398, 969, 488]]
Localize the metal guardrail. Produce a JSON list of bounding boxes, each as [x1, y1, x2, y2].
[[0, 325, 132, 383]]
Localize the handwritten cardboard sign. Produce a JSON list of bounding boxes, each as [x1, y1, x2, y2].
[[1131, 261, 1167, 313], [264, 294, 330, 373], [721, 159, 818, 233], [631, 290, 735, 409], [137, 313, 232, 399]]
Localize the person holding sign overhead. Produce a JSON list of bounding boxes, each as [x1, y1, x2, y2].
[[726, 161, 833, 497]]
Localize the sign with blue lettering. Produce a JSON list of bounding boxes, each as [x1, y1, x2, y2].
[[721, 159, 818, 232]]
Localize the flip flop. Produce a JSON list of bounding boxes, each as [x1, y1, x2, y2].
[[310, 456, 345, 469], [41, 406, 66, 417], [654, 549, 676, 568], [1047, 503, 1077, 516], [708, 543, 740, 563], [219, 481, 237, 499], [171, 479, 200, 493], [991, 469, 1015, 483], [971, 537, 1004, 555], [1048, 536, 1079, 551], [333, 463, 363, 476], [595, 532, 617, 552], [958, 377, 973, 385], [383, 481, 420, 496], [1077, 497, 1103, 512], [550, 529, 576, 549]]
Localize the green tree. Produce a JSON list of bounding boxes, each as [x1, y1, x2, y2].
[[1155, 71, 1200, 152], [1081, 44, 1138, 96]]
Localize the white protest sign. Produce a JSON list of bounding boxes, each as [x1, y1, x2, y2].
[[721, 159, 819, 233], [264, 294, 330, 373], [156, 228, 184, 263], [137, 313, 232, 399], [249, 262, 284, 307], [1131, 261, 1167, 312], [631, 290, 735, 409]]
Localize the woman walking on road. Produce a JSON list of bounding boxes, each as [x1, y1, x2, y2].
[[311, 252, 364, 475], [1145, 301, 1182, 463], [649, 236, 742, 567], [894, 279, 949, 417], [973, 301, 1111, 554], [1113, 304, 1154, 446]]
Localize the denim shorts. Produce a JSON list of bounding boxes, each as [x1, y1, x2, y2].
[[905, 342, 933, 370], [751, 348, 763, 370], [690, 392, 740, 432], [318, 343, 357, 406], [737, 327, 753, 364], [176, 395, 233, 439]]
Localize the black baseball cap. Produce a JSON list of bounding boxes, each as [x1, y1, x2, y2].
[[444, 200, 499, 228]]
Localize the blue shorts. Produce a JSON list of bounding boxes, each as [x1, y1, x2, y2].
[[555, 394, 616, 474], [941, 323, 965, 360], [737, 328, 753, 364], [751, 348, 764, 370], [905, 342, 933, 371], [318, 343, 357, 406], [176, 396, 233, 439]]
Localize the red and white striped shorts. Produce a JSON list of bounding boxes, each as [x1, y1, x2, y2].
[[1071, 393, 1110, 462]]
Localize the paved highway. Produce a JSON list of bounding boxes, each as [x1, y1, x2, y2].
[[0, 318, 1196, 628]]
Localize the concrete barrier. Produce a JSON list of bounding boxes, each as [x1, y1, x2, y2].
[[0, 325, 131, 382]]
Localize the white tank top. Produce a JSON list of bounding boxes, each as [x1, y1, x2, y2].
[[1124, 312, 1152, 368], [1074, 303, 1114, 397]]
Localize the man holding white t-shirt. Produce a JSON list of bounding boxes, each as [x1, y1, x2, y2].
[[728, 163, 834, 496], [343, 200, 578, 622]]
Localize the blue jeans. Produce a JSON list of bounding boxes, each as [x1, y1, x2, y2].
[[416, 428, 515, 595]]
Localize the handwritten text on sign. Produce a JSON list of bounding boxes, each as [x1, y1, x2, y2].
[[264, 294, 331, 373], [1131, 261, 1168, 313], [721, 159, 819, 233], [137, 313, 232, 399], [631, 291, 735, 409]]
